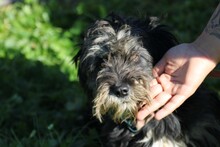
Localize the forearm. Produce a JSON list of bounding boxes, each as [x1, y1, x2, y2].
[[193, 3, 220, 64]]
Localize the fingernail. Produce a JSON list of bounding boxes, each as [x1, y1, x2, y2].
[[152, 69, 158, 77], [155, 111, 164, 120], [136, 120, 145, 130], [137, 110, 149, 120]]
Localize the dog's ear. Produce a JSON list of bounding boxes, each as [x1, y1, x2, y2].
[[73, 40, 84, 68], [104, 14, 178, 65], [144, 19, 179, 65]]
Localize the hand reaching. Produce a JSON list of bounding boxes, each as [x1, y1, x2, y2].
[[137, 42, 218, 123]]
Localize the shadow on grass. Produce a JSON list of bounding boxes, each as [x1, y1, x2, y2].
[[0, 53, 101, 146]]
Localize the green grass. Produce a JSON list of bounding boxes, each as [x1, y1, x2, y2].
[[0, 0, 219, 146]]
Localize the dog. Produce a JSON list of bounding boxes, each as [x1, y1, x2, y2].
[[74, 14, 220, 147]]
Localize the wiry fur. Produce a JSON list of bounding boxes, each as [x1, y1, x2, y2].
[[74, 14, 220, 147]]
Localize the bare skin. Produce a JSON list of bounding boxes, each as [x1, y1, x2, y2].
[[136, 3, 220, 126]]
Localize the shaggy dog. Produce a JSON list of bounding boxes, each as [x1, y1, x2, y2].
[[74, 14, 220, 147]]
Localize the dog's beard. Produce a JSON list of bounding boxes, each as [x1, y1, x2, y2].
[[93, 79, 151, 123]]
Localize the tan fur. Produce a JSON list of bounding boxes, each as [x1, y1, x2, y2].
[[93, 78, 151, 123]]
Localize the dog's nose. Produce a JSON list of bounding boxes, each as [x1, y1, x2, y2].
[[112, 84, 129, 97]]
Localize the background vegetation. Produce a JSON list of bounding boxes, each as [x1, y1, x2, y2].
[[0, 0, 219, 146]]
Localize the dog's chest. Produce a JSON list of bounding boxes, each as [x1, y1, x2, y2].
[[137, 130, 186, 147]]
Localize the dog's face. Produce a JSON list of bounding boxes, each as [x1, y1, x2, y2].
[[75, 14, 177, 124], [92, 26, 154, 123]]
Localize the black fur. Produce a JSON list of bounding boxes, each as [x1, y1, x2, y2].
[[74, 14, 220, 147]]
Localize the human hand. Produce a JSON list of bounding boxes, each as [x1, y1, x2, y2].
[[136, 43, 217, 124]]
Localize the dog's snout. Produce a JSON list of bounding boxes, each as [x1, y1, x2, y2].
[[111, 84, 129, 98]]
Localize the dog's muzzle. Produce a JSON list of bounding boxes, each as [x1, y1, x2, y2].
[[110, 83, 130, 98]]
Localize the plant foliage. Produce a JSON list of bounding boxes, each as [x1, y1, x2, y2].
[[0, 0, 219, 146]]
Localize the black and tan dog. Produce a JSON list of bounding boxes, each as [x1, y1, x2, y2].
[[74, 14, 220, 147]]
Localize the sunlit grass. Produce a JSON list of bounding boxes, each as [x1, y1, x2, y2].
[[0, 0, 219, 146]]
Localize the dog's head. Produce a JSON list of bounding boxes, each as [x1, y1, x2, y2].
[[74, 14, 178, 124]]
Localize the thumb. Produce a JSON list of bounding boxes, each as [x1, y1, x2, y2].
[[153, 57, 167, 77]]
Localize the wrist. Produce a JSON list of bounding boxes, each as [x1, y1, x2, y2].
[[192, 31, 220, 64]]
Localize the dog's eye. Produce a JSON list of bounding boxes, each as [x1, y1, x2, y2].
[[101, 62, 106, 68], [129, 77, 138, 85], [130, 55, 139, 62]]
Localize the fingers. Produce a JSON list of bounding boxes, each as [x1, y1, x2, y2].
[[136, 120, 145, 130], [154, 94, 186, 120], [136, 91, 172, 120], [149, 78, 158, 87], [156, 73, 172, 93], [136, 113, 154, 129], [149, 79, 163, 99], [153, 57, 167, 77], [136, 79, 162, 121]]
